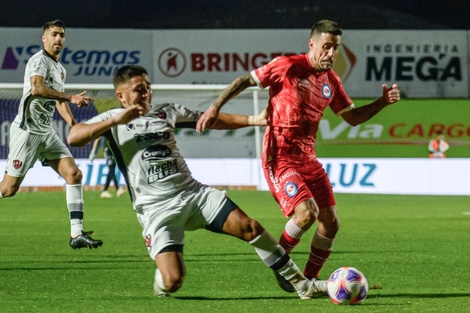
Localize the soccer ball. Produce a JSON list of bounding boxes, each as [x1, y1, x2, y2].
[[327, 266, 368, 305]]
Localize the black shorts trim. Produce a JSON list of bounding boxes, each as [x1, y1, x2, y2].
[[158, 244, 183, 254], [205, 197, 238, 233]]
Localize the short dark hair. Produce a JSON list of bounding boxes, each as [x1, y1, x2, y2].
[[310, 19, 342, 37], [113, 65, 148, 89], [42, 19, 65, 33]]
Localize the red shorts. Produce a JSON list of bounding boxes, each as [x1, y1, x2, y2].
[[263, 159, 336, 217]]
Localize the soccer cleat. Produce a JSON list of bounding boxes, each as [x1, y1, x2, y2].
[[154, 269, 169, 298], [100, 190, 113, 198], [274, 271, 296, 293], [70, 231, 103, 249], [297, 279, 327, 300], [313, 278, 328, 293]]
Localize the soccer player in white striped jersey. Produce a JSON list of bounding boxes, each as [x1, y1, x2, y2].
[[0, 20, 102, 249], [67, 65, 325, 299]]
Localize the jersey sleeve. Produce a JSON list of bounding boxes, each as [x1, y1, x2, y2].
[[329, 72, 354, 115], [84, 108, 124, 124], [251, 56, 287, 89], [173, 103, 202, 128], [28, 54, 48, 78]]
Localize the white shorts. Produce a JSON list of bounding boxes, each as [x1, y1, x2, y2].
[[136, 181, 237, 260], [6, 126, 72, 177]]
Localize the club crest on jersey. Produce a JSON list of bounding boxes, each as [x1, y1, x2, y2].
[[155, 112, 167, 120], [13, 159, 22, 169], [284, 182, 298, 197], [145, 234, 152, 247], [322, 83, 332, 99]]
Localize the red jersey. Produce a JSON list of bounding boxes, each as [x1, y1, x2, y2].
[[251, 54, 353, 165]]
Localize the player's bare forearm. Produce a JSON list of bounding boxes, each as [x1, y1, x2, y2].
[[212, 74, 256, 109], [342, 83, 400, 126], [68, 105, 146, 146], [209, 112, 265, 130], [30, 76, 92, 106], [209, 113, 249, 129], [341, 98, 388, 126], [68, 119, 116, 147], [56, 101, 76, 127], [32, 84, 71, 102], [196, 74, 256, 132]]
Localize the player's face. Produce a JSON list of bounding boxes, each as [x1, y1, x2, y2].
[[308, 32, 341, 72], [116, 74, 152, 114], [42, 26, 65, 59]]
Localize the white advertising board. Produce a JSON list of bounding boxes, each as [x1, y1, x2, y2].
[[152, 30, 469, 98], [2, 158, 469, 196]]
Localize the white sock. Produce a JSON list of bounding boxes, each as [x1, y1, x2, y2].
[[277, 258, 309, 292], [249, 231, 286, 267], [312, 229, 335, 250], [285, 218, 305, 239], [66, 184, 84, 237], [249, 231, 308, 292]]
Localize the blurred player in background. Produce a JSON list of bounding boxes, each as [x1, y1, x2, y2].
[[0, 19, 102, 249], [196, 19, 401, 292], [89, 136, 126, 198], [428, 130, 449, 158], [67, 65, 325, 299]]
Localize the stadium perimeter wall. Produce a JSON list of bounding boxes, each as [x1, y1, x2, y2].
[[1, 158, 469, 196]]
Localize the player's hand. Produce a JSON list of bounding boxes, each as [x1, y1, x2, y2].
[[113, 104, 147, 125], [71, 91, 93, 107], [196, 105, 220, 132], [382, 84, 400, 105]]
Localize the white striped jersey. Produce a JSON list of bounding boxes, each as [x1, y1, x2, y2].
[[13, 50, 66, 134], [85, 103, 203, 210]]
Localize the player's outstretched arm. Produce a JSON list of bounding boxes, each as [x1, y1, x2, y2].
[[196, 74, 256, 132], [68, 104, 145, 147], [341, 83, 400, 126], [210, 108, 268, 130], [30, 75, 92, 107]]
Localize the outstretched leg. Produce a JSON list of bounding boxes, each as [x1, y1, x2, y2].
[[222, 207, 324, 299]]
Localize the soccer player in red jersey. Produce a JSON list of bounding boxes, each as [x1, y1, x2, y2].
[[196, 19, 401, 292]]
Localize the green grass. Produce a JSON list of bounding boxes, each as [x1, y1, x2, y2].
[[1, 190, 469, 313]]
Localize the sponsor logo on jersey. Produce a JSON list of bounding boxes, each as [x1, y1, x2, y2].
[[322, 83, 332, 99], [135, 132, 171, 143], [142, 145, 171, 161], [148, 159, 178, 183], [284, 182, 298, 197], [267, 165, 281, 192], [13, 159, 22, 169]]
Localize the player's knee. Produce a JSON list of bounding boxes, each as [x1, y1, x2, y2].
[[161, 272, 184, 292], [300, 207, 319, 224], [241, 218, 264, 241], [64, 168, 83, 184], [73, 169, 83, 182]]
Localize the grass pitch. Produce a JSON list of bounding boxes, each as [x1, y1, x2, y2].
[[1, 190, 469, 313]]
